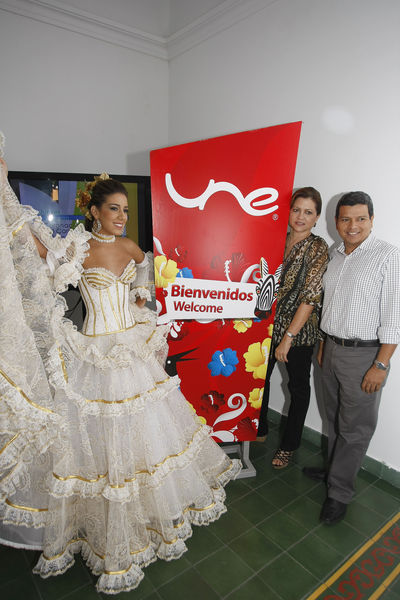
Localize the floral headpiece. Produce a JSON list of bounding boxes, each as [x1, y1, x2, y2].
[[76, 172, 110, 220]]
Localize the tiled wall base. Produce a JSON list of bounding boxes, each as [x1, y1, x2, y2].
[[268, 409, 400, 489]]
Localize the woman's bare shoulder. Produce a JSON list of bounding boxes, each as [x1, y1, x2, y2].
[[119, 237, 145, 263]]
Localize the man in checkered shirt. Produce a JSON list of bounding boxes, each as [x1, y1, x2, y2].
[[303, 191, 400, 524]]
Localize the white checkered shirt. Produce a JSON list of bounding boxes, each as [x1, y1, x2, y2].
[[321, 235, 400, 343]]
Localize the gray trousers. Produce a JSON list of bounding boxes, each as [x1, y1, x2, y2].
[[321, 337, 382, 504]]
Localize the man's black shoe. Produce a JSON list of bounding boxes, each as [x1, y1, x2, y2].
[[302, 466, 326, 481], [320, 498, 347, 525]]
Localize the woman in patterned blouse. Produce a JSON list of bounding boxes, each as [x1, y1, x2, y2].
[[257, 187, 329, 468]]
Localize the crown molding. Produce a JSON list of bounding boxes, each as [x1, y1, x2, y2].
[[0, 0, 277, 61], [166, 0, 277, 59], [0, 0, 168, 59]]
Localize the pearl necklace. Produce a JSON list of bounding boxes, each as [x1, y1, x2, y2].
[[91, 231, 116, 244]]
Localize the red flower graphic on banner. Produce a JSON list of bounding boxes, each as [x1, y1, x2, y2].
[[234, 417, 257, 439], [168, 245, 188, 267], [199, 390, 225, 415], [208, 252, 251, 282]]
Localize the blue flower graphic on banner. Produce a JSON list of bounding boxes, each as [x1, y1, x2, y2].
[[177, 267, 194, 278], [208, 348, 239, 377]]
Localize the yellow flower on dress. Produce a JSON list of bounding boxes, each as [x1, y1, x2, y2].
[[187, 402, 207, 425], [154, 255, 179, 288], [248, 387, 264, 410], [233, 319, 253, 333], [243, 337, 271, 380]]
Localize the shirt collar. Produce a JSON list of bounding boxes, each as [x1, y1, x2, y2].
[[337, 234, 375, 256]]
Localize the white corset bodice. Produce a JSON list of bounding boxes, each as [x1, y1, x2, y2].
[[79, 260, 137, 336]]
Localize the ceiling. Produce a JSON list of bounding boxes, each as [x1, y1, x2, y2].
[[0, 0, 272, 58]]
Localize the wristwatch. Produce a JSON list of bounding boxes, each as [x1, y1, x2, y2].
[[374, 360, 388, 371], [285, 331, 295, 339]]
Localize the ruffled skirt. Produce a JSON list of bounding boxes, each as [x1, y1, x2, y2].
[[26, 312, 240, 594]]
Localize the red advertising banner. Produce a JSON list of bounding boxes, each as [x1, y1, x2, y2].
[[150, 123, 301, 442]]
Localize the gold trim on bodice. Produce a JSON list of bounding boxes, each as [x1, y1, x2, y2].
[[79, 260, 138, 336]]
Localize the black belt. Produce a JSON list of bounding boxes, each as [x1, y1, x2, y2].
[[328, 335, 380, 348]]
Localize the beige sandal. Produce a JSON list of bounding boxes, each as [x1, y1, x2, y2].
[[272, 449, 293, 469]]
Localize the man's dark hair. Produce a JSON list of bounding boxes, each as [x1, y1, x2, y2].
[[335, 191, 374, 219]]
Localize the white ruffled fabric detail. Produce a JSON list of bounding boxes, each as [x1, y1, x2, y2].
[[52, 369, 179, 419], [131, 252, 155, 298], [50, 226, 90, 293], [66, 322, 169, 370], [33, 457, 240, 594], [95, 564, 146, 595], [46, 338, 180, 417], [33, 539, 148, 594], [46, 423, 230, 499], [130, 287, 152, 302], [0, 497, 47, 530], [29, 217, 90, 259], [5, 205, 90, 290], [5, 204, 38, 243]]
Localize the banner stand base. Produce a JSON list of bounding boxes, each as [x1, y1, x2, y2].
[[223, 441, 256, 478]]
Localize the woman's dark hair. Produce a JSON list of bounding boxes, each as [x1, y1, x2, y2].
[[290, 186, 322, 216], [84, 178, 128, 231]]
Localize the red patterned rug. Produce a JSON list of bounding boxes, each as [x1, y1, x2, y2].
[[307, 512, 400, 599]]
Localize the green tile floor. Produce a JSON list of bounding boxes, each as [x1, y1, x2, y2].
[[1, 420, 399, 600]]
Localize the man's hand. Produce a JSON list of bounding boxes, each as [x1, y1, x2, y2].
[[361, 365, 387, 394], [275, 336, 292, 363]]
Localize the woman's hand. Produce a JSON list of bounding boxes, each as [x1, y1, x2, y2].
[[135, 297, 146, 308], [275, 336, 292, 363], [316, 340, 324, 367]]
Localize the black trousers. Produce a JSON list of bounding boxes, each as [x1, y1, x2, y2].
[[257, 344, 314, 451]]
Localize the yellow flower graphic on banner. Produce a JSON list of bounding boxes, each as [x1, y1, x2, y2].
[[267, 324, 274, 337], [154, 255, 179, 288], [187, 402, 207, 425], [243, 337, 271, 380], [233, 319, 253, 333], [249, 387, 264, 409]]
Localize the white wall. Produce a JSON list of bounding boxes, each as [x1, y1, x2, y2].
[[0, 10, 169, 174], [168, 0, 400, 470]]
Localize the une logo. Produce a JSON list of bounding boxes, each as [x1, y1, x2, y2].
[[165, 173, 279, 217]]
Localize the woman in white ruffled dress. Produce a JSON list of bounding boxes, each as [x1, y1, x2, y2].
[[0, 150, 241, 594]]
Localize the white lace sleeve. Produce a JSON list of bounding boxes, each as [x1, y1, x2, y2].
[[41, 225, 90, 293], [129, 251, 155, 302], [0, 157, 64, 540], [0, 162, 90, 293]]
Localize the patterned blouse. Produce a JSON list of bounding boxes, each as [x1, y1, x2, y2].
[[272, 233, 329, 347]]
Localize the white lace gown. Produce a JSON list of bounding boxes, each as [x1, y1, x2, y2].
[[0, 167, 241, 594]]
